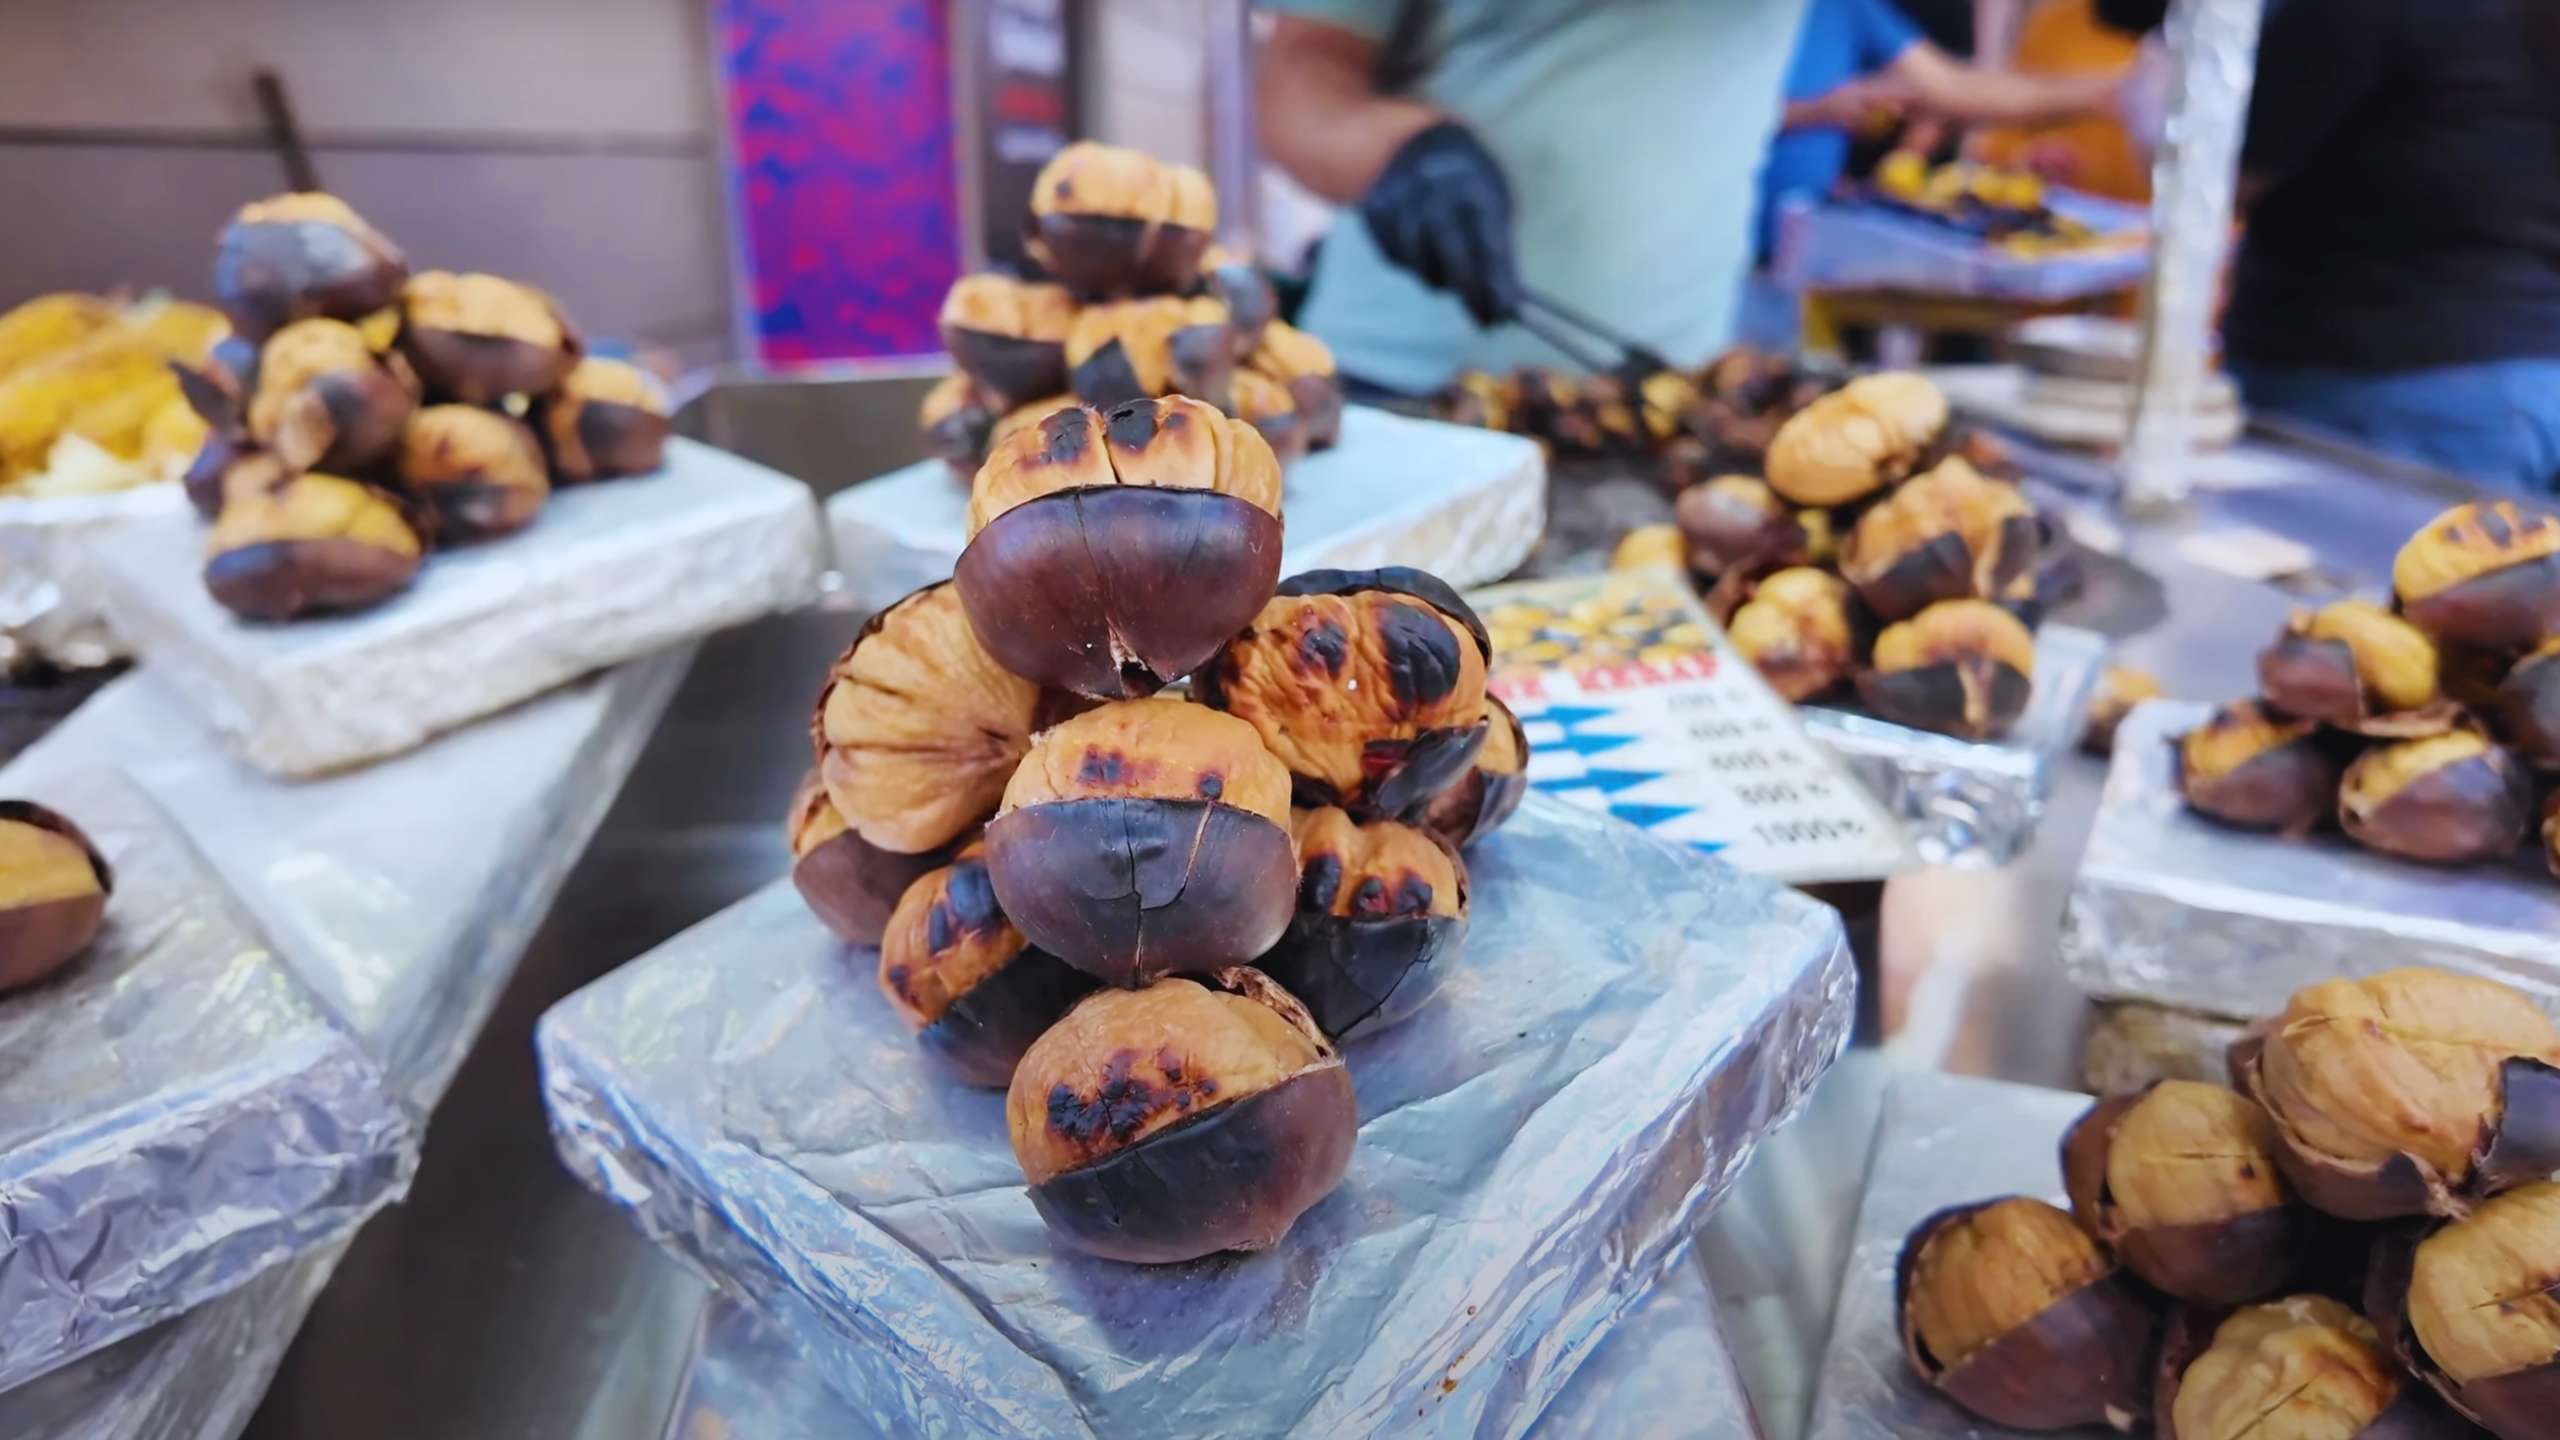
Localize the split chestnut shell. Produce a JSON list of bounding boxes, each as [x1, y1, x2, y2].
[[212, 192, 409, 342], [1255, 807, 1468, 1041], [399, 270, 580, 404], [785, 769, 955, 946], [396, 404, 549, 541], [1674, 474, 1830, 579], [1064, 296, 1233, 412], [1245, 319, 1341, 451], [1728, 566, 1858, 703], [1839, 457, 2038, 622], [1857, 598, 2034, 740], [1419, 693, 1528, 849], [1764, 372, 1948, 507], [0, 801, 112, 992], [2154, 1296, 2451, 1440], [2495, 640, 2560, 770], [247, 317, 419, 473], [2337, 729, 2531, 864], [2177, 701, 2340, 834], [2394, 501, 2560, 654], [1197, 245, 1276, 357], [2369, 1181, 2560, 1440], [204, 470, 424, 621], [879, 841, 1097, 1087], [2060, 1080, 2310, 1305], [1024, 141, 1216, 300], [939, 272, 1076, 405], [539, 357, 670, 482], [2258, 600, 2449, 735]]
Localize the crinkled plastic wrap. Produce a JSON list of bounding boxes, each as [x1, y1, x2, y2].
[[1801, 624, 2107, 867], [0, 483, 190, 667], [827, 406, 1548, 612], [0, 765, 414, 1393], [2062, 701, 2560, 1021], [1805, 1071, 2091, 1440], [542, 793, 1851, 1440], [73, 439, 821, 776]]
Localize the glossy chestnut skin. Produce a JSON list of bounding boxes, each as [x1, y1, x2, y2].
[[2394, 501, 2560, 654], [0, 801, 113, 992], [204, 470, 425, 621], [1256, 807, 1468, 1040], [1674, 474, 1830, 579], [1245, 320, 1342, 451], [1839, 457, 2039, 623], [1023, 141, 1216, 300], [2259, 601, 2451, 736], [2495, 640, 2560, 770], [399, 270, 581, 404], [212, 192, 409, 342], [2060, 1081, 2310, 1306], [2177, 701, 2342, 834], [2367, 1183, 2560, 1440], [1857, 598, 2034, 740], [958, 396, 1284, 699], [2153, 1297, 2458, 1440], [397, 404, 548, 541], [1764, 372, 1948, 507], [939, 272, 1076, 404], [1419, 693, 1527, 848], [2337, 730, 2532, 864], [539, 357, 670, 482], [247, 317, 419, 472], [1064, 296, 1233, 411], [785, 769, 955, 946], [1728, 566, 1859, 703], [878, 842, 1097, 1087]]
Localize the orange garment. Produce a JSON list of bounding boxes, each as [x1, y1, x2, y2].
[[1973, 0, 2146, 201]]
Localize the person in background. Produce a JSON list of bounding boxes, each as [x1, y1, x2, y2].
[[1967, 0, 2150, 202], [1253, 1, 1808, 396]]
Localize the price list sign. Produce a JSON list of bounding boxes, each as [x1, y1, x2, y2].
[[1470, 567, 1911, 884]]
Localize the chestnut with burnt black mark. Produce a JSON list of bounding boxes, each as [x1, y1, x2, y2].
[[917, 372, 1002, 481], [1727, 566, 1859, 703], [2338, 730, 2532, 864], [1857, 599, 2034, 740], [1420, 693, 1527, 849], [2496, 640, 2560, 770], [1024, 142, 1216, 300], [1839, 457, 2039, 623], [399, 270, 580, 404], [2368, 1181, 2560, 1440], [2258, 601, 2451, 736], [1674, 474, 1831, 580], [2394, 501, 2560, 654], [1064, 296, 1234, 412], [247, 317, 418, 473], [540, 358, 670, 482], [939, 273, 1077, 405], [879, 842, 1097, 1087], [2177, 701, 2341, 834], [1256, 807, 1468, 1040], [0, 801, 112, 992], [785, 769, 957, 946], [397, 405, 548, 541], [204, 470, 424, 621], [1245, 319, 1343, 452], [2060, 1081, 2309, 1306], [212, 192, 409, 343]]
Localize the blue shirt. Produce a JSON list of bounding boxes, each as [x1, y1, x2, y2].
[[1757, 0, 1926, 258]]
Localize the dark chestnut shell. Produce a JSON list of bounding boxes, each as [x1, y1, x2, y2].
[[1254, 827, 1468, 1041], [2177, 711, 2344, 835], [2366, 1225, 2560, 1440], [2059, 1088, 2308, 1307], [1027, 214, 1211, 301], [1067, 321, 1233, 413], [1286, 373, 1343, 451], [544, 395, 671, 483], [2339, 740, 2533, 865], [2496, 646, 2560, 770], [945, 327, 1068, 409], [1418, 697, 1528, 849], [1856, 655, 2030, 741], [787, 771, 959, 946], [0, 800, 113, 993], [882, 851, 1097, 1088], [205, 537, 421, 622], [984, 798, 1297, 987], [212, 208, 408, 342]]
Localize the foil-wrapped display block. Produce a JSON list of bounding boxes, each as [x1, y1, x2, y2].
[[826, 405, 1548, 613], [2063, 700, 2560, 1021], [0, 765, 414, 1393], [542, 794, 1851, 1439], [1801, 623, 2107, 868], [1806, 1071, 2091, 1440], [75, 439, 821, 776], [0, 484, 189, 665]]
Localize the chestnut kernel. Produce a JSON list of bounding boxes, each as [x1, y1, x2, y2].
[[785, 769, 955, 946], [2259, 600, 2450, 735], [205, 469, 424, 621], [939, 273, 1076, 405], [1064, 296, 1234, 412], [1419, 693, 1528, 849], [1257, 807, 1468, 1040], [0, 801, 112, 992], [1244, 319, 1341, 451], [397, 404, 548, 541], [2375, 1181, 2560, 1440], [2394, 501, 2560, 654], [2081, 665, 2163, 757], [2177, 701, 2340, 834], [2338, 729, 2531, 864], [880, 842, 1097, 1088], [212, 192, 408, 342], [1765, 372, 1949, 507], [2156, 1296, 2440, 1440], [1857, 598, 2034, 740], [247, 317, 418, 472], [1728, 566, 1858, 703], [2495, 640, 2560, 770], [1839, 457, 2038, 622], [399, 270, 580, 404], [2060, 1081, 2309, 1305], [539, 357, 670, 482], [1024, 142, 1215, 300]]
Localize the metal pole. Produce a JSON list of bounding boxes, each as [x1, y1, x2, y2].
[[1202, 0, 1258, 251]]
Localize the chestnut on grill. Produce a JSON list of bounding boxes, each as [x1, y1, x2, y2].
[[2258, 600, 2451, 735], [1897, 1195, 2158, 1432], [2496, 639, 2560, 769], [2178, 701, 2341, 833], [2370, 1181, 2560, 1440], [1064, 296, 1234, 411], [1006, 966, 1355, 1264], [2394, 501, 2560, 654], [2338, 729, 2531, 864], [1197, 245, 1276, 358], [539, 357, 670, 482], [1256, 807, 1467, 1040], [204, 470, 424, 621], [879, 841, 1097, 1087], [1764, 372, 1949, 507], [957, 396, 1283, 699], [1245, 320, 1342, 451], [1420, 693, 1527, 849], [399, 270, 580, 404], [1857, 598, 2034, 740], [2231, 968, 2560, 1220], [212, 192, 409, 342], [1228, 369, 1306, 465], [1197, 566, 1493, 819], [1839, 457, 2038, 622], [0, 801, 112, 992], [785, 769, 955, 946], [2080, 665, 2163, 757], [1729, 566, 1858, 703], [1674, 474, 1831, 579], [984, 697, 1297, 986], [939, 273, 1076, 405], [2154, 1296, 2449, 1440], [2061, 1081, 2310, 1305], [396, 404, 549, 541], [247, 317, 418, 472], [919, 372, 1001, 481], [1024, 141, 1216, 299]]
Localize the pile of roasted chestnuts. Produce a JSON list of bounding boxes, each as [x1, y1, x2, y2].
[[0, 801, 112, 993], [1899, 964, 2560, 1437], [919, 143, 1344, 482], [2177, 500, 2560, 879], [791, 389, 1521, 1266], [180, 191, 673, 622]]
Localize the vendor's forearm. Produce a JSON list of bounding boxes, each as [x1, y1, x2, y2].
[[1895, 47, 2121, 125], [1255, 18, 1444, 204]]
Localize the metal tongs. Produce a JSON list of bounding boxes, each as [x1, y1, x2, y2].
[[1511, 286, 1686, 432]]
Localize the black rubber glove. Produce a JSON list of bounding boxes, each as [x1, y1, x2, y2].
[[1358, 121, 1523, 328]]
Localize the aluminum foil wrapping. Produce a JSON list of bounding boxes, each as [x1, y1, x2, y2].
[[1800, 623, 2107, 868], [73, 439, 821, 776], [0, 764, 414, 1393], [541, 793, 1852, 1439], [1805, 1071, 2091, 1440], [2063, 701, 2560, 1021], [826, 406, 1549, 613], [0, 484, 190, 667]]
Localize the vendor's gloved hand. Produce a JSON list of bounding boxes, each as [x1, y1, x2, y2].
[[1359, 121, 1523, 328]]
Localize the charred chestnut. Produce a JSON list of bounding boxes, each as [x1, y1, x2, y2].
[[1898, 1196, 2158, 1432], [879, 842, 1097, 1087], [2081, 665, 2163, 758], [1257, 807, 1467, 1040], [1609, 523, 1687, 572], [2495, 640, 2560, 770], [1858, 598, 2034, 740], [785, 769, 955, 946], [960, 397, 1282, 698], [0, 801, 112, 992], [2259, 601, 2450, 735], [1006, 967, 1355, 1264], [1839, 457, 2039, 622], [987, 392, 1076, 456], [1228, 369, 1306, 466], [985, 697, 1297, 986], [919, 373, 1001, 481], [939, 273, 1076, 405], [2061, 1081, 2310, 1305], [1764, 372, 1949, 507], [1197, 245, 1276, 358], [212, 192, 408, 342], [2394, 501, 2560, 654], [172, 331, 263, 437], [396, 404, 548, 541], [1674, 474, 1831, 579], [539, 357, 670, 482], [1197, 566, 1493, 819], [399, 270, 580, 404], [204, 470, 424, 621], [1438, 370, 1514, 433], [2338, 729, 2531, 863], [181, 430, 251, 519], [1064, 296, 1233, 411], [2156, 1296, 2442, 1440], [1727, 566, 1857, 703], [2375, 1181, 2560, 1440], [2178, 701, 2341, 833], [1245, 320, 1342, 451], [247, 317, 418, 472], [1420, 694, 1527, 849], [2233, 968, 2560, 1220], [1024, 141, 1216, 300]]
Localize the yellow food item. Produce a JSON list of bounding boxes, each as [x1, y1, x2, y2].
[[0, 297, 228, 493]]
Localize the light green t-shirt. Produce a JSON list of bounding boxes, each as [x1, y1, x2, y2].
[[1267, 0, 1809, 393]]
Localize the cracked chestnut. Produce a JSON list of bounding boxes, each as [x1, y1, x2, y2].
[[2061, 1081, 2309, 1305], [2395, 501, 2560, 654], [1858, 598, 2034, 740], [1420, 693, 1527, 849], [397, 404, 548, 541], [785, 769, 955, 946], [1839, 457, 2038, 622], [1728, 566, 1858, 703], [212, 192, 408, 342], [2081, 665, 2163, 757], [205, 469, 424, 621], [2338, 729, 2531, 863], [1256, 807, 1467, 1040], [1764, 372, 1949, 507], [539, 357, 670, 482], [2155, 1296, 2451, 1440], [2372, 1181, 2560, 1440], [879, 841, 1097, 1087], [247, 317, 418, 472], [2232, 967, 2560, 1220], [1245, 319, 1342, 451], [0, 801, 111, 992], [1064, 296, 1233, 411], [1674, 474, 1831, 579], [399, 270, 580, 404], [2259, 601, 2451, 735], [1898, 1195, 2158, 1432], [1197, 566, 1493, 819], [1197, 244, 1276, 358], [919, 372, 1002, 481], [985, 697, 1297, 986], [2496, 640, 2560, 770], [939, 272, 1075, 405], [1024, 141, 1216, 299], [2178, 701, 2341, 833], [1229, 369, 1306, 465], [1006, 966, 1355, 1264]]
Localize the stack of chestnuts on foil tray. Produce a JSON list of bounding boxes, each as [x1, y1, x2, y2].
[[0, 801, 112, 994], [918, 142, 1345, 483], [1897, 965, 2560, 1438], [174, 191, 674, 623], [785, 391, 1526, 1266], [2178, 500, 2560, 879]]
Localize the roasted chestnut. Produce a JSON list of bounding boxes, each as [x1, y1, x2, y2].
[[2338, 729, 2531, 863], [1244, 319, 1342, 452], [785, 769, 955, 946], [1764, 372, 1949, 507], [987, 392, 1076, 455], [2394, 501, 2560, 654], [2373, 1181, 2560, 1440], [1858, 598, 2034, 740], [985, 697, 1297, 986], [2177, 701, 2341, 833], [212, 192, 408, 342], [1024, 141, 1215, 299], [399, 270, 580, 404], [0, 801, 112, 992], [2061, 1081, 2309, 1305], [958, 396, 1284, 699], [539, 357, 670, 482], [2155, 1296, 2442, 1440], [246, 317, 418, 472], [1255, 807, 1467, 1040], [1064, 296, 1233, 411], [1197, 244, 1276, 358], [2081, 665, 2163, 757], [1898, 1196, 2157, 1432], [1419, 694, 1527, 849], [1839, 457, 2038, 622], [204, 470, 424, 621], [2495, 639, 2560, 769], [2232, 968, 2560, 1220], [1438, 370, 1513, 433], [172, 331, 263, 437], [1674, 474, 1830, 579], [1197, 566, 1493, 819], [1228, 369, 1306, 465], [2259, 600, 2450, 735], [939, 273, 1076, 404], [1608, 523, 1687, 572], [1006, 966, 1355, 1264], [1728, 566, 1858, 703], [180, 431, 250, 519], [879, 841, 1097, 1087], [396, 404, 548, 541], [920, 372, 1001, 480]]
